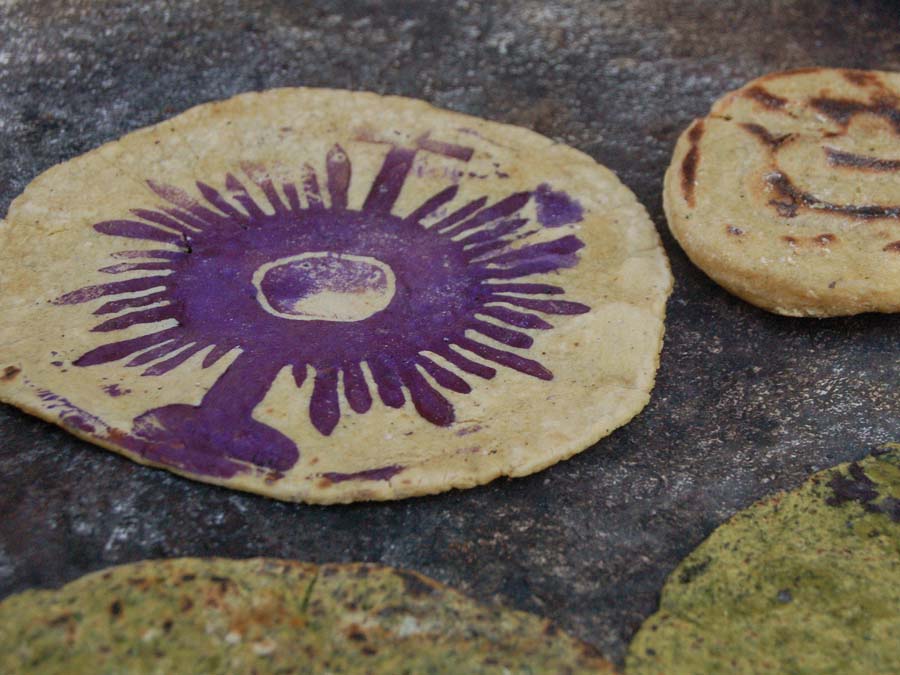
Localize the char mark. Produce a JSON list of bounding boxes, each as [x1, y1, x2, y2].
[[825, 147, 900, 172], [811, 96, 900, 134], [743, 85, 788, 110], [680, 120, 704, 207], [740, 123, 792, 148], [812, 96, 871, 126], [841, 70, 882, 88], [766, 172, 900, 219]]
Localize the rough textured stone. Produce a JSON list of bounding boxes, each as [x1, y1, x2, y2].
[[1, 0, 898, 665]]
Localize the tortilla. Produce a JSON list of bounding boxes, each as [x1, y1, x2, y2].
[[0, 558, 614, 674], [627, 444, 900, 674], [0, 88, 671, 502], [665, 68, 900, 316]]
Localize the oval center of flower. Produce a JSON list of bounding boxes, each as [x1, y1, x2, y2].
[[253, 252, 396, 322]]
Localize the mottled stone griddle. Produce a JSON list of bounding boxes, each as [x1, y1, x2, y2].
[[1, 0, 898, 665]]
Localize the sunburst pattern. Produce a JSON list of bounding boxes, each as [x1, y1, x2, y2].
[[54, 136, 589, 478]]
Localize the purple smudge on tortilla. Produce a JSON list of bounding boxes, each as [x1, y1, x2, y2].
[[36, 389, 104, 434], [535, 183, 584, 227]]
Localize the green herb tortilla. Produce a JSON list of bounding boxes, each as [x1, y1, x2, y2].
[[627, 444, 900, 674], [0, 558, 614, 674]]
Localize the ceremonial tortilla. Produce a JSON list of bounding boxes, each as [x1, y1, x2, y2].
[[627, 444, 900, 674], [665, 68, 900, 316], [0, 558, 615, 674], [0, 88, 671, 503]]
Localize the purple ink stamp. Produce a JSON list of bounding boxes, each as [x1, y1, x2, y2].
[[55, 137, 589, 479]]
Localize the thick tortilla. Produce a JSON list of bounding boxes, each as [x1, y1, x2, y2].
[[0, 88, 671, 502], [0, 558, 615, 674], [627, 444, 900, 674], [665, 68, 900, 316]]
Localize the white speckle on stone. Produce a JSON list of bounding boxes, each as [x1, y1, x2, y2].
[[486, 30, 516, 55], [103, 524, 137, 553], [73, 519, 93, 535]]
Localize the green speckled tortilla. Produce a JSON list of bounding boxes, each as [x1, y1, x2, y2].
[[0, 558, 615, 674], [627, 444, 900, 675]]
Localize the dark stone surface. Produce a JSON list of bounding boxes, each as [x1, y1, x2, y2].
[[1, 0, 898, 665]]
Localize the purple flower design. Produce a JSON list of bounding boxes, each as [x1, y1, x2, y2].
[[55, 135, 589, 479]]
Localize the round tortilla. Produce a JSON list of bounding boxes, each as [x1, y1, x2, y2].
[[0, 88, 671, 503], [665, 68, 900, 317], [0, 558, 614, 674], [627, 444, 900, 674]]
